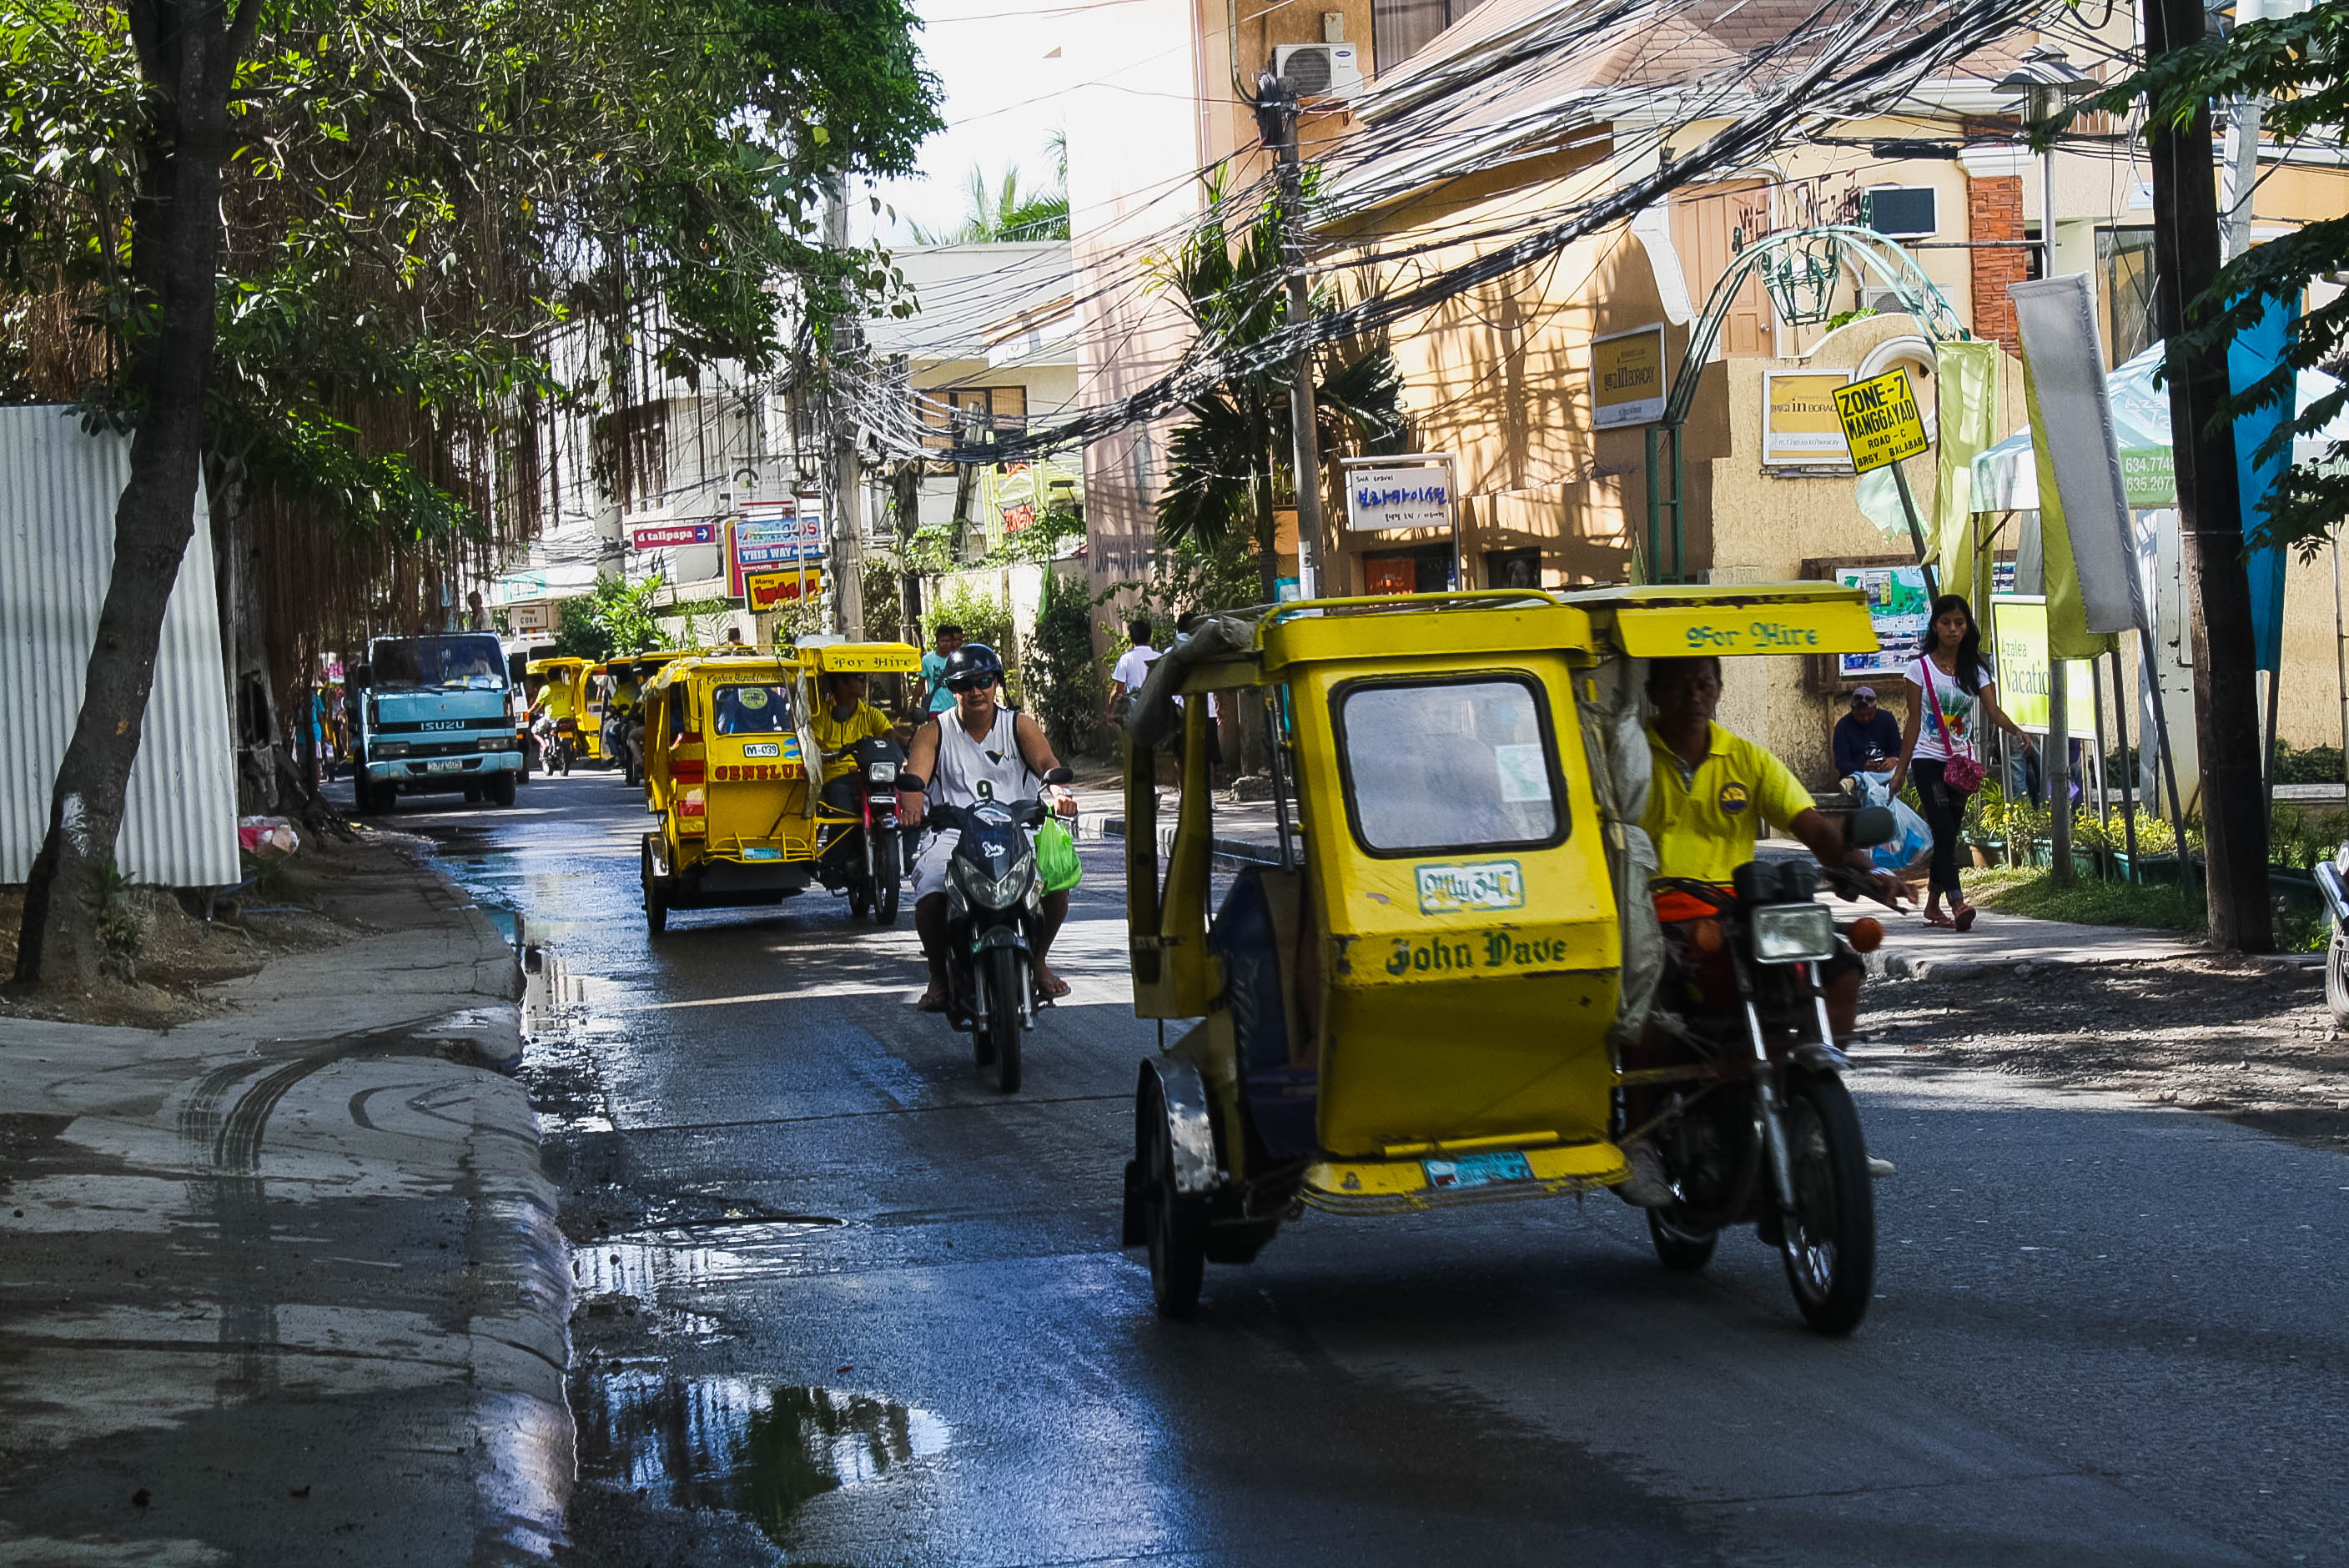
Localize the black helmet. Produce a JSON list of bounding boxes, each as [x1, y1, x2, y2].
[[940, 642, 1005, 693]]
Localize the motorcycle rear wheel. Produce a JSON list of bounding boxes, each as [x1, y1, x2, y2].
[[987, 946, 1024, 1093], [1778, 1070, 1875, 1334]]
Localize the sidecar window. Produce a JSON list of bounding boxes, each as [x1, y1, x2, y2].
[[1333, 676, 1564, 856], [712, 683, 795, 735]]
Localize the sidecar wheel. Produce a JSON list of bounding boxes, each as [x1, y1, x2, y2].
[[1647, 1211, 1718, 1273], [1778, 1071, 1875, 1335], [1139, 1075, 1205, 1318]]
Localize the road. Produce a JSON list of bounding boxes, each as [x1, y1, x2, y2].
[[371, 769, 2347, 1567]]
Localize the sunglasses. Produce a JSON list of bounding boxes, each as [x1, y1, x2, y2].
[[947, 672, 998, 693]]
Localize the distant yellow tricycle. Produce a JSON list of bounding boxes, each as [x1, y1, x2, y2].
[[636, 650, 820, 933], [1116, 585, 1899, 1332]]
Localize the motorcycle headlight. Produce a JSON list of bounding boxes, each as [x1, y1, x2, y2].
[[1750, 902, 1834, 964], [868, 761, 898, 784], [951, 853, 1034, 910]]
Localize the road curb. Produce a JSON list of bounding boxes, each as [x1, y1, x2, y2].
[[412, 847, 574, 1560]]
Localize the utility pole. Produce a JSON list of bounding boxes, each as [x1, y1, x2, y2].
[[824, 173, 867, 639], [2145, 0, 2272, 948], [1255, 71, 1325, 601]]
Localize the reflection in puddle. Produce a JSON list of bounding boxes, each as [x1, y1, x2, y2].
[[573, 1221, 843, 1335], [577, 1375, 949, 1541]]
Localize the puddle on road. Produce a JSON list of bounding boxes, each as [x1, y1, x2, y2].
[[576, 1373, 949, 1543]]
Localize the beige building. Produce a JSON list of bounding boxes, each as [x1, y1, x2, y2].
[[1063, 0, 2349, 783]]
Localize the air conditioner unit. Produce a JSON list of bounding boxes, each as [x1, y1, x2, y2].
[[1273, 43, 1364, 101], [1860, 287, 1905, 315]]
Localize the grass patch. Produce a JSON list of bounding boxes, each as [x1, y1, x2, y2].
[[1970, 872, 2206, 932]]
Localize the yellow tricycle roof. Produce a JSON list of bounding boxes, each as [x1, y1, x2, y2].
[[526, 656, 590, 676], [798, 641, 923, 676], [1557, 582, 1878, 659]]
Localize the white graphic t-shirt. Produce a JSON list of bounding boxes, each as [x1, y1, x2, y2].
[[1906, 658, 1995, 762]]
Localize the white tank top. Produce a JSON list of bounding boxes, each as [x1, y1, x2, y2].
[[931, 706, 1039, 807]]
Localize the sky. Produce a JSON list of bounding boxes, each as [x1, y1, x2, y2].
[[861, 0, 1079, 246]]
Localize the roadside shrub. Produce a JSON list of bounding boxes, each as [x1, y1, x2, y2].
[[1024, 566, 1107, 757]]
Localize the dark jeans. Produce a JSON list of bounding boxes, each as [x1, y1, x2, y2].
[[1912, 758, 1968, 901]]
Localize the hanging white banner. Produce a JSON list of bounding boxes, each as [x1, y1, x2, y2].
[[2009, 275, 2146, 636]]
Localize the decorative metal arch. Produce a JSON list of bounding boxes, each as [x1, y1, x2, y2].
[[1645, 226, 1965, 580]]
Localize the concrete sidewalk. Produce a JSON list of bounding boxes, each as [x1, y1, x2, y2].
[[0, 836, 567, 1566], [1082, 787, 2206, 976]]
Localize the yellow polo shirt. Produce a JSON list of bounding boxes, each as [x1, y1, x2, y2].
[[1642, 722, 1814, 883], [810, 701, 893, 781]]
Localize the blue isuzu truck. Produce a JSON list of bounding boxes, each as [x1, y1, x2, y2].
[[348, 633, 526, 813]]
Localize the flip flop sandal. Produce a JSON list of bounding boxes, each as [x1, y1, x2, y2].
[[1952, 906, 1978, 932], [1923, 912, 1957, 929], [1034, 974, 1073, 1002], [916, 990, 948, 1013]]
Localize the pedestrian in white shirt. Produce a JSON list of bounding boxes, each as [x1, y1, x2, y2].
[[1107, 618, 1160, 724]]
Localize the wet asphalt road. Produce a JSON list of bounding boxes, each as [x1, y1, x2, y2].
[[375, 771, 2348, 1567]]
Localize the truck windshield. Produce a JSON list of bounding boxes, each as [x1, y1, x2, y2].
[[370, 636, 506, 691]]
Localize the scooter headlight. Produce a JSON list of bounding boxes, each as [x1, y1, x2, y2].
[[952, 853, 1034, 911], [1750, 902, 1835, 964]]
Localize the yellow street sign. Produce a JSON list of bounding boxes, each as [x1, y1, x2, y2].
[[1832, 368, 1930, 474]]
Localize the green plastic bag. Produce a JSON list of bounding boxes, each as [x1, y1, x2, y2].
[[1036, 816, 1084, 893]]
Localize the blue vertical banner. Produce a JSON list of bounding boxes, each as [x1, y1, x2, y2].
[[2230, 294, 2296, 671]]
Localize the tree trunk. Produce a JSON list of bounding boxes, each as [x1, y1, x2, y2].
[[13, 3, 240, 988], [2146, 0, 2271, 951]]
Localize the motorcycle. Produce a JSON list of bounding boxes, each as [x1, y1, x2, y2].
[[928, 764, 1073, 1094], [819, 736, 909, 926], [1637, 812, 1899, 1335]]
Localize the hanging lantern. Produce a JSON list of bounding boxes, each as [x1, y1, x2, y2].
[[1763, 233, 1843, 326]]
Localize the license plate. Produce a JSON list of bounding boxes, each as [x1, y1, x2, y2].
[[739, 847, 782, 861], [1422, 1150, 1533, 1189], [742, 742, 781, 758], [428, 759, 463, 773]]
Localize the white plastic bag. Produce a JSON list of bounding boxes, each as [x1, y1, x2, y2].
[[1853, 771, 1932, 873]]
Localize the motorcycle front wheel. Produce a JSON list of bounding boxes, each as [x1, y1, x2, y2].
[[873, 840, 902, 926], [1778, 1070, 1875, 1334], [986, 946, 1025, 1093]]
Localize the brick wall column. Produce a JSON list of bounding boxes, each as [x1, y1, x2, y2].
[[1965, 172, 2026, 354]]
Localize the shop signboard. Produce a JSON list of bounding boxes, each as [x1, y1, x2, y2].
[[1344, 464, 1451, 532], [631, 520, 717, 549], [1989, 596, 2095, 732], [1762, 373, 1851, 468], [746, 566, 822, 612], [1591, 324, 1667, 429]]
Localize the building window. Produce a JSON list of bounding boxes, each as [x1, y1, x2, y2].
[[918, 384, 1029, 451], [1373, 0, 1487, 73], [2098, 227, 2158, 367], [1860, 186, 1937, 239]]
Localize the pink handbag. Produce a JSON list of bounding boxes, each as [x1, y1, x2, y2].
[[1921, 659, 1985, 794]]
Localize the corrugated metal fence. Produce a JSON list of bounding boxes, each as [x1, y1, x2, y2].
[[1, 405, 240, 887]]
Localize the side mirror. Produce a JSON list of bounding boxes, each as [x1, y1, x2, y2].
[[1043, 766, 1074, 786], [1847, 805, 1897, 849]]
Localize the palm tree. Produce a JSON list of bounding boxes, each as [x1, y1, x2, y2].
[[908, 142, 1069, 244], [1150, 171, 1405, 606]]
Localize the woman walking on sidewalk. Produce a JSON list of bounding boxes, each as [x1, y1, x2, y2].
[[1890, 595, 2035, 932]]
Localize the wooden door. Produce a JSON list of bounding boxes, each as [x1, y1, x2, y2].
[[1671, 180, 1774, 357]]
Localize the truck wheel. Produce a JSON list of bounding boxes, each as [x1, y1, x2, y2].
[[487, 771, 517, 807]]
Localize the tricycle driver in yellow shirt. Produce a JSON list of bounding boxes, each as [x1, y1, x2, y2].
[[1642, 655, 1903, 1021]]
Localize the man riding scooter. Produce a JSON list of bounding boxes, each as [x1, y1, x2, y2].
[[895, 644, 1077, 1010], [813, 670, 898, 857], [1618, 654, 1904, 1204]]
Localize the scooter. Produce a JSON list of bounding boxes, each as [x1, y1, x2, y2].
[[928, 765, 1072, 1094]]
